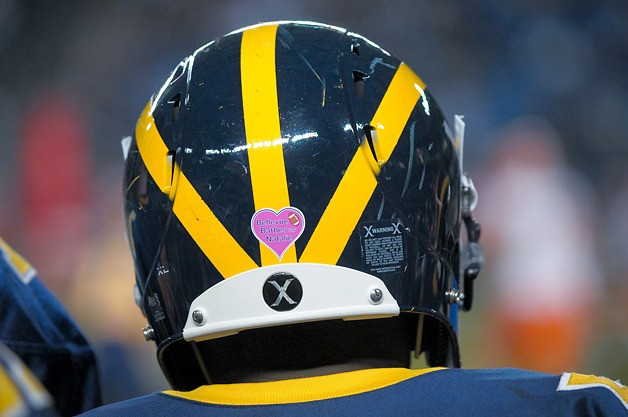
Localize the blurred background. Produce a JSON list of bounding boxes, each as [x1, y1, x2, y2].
[[0, 0, 625, 404]]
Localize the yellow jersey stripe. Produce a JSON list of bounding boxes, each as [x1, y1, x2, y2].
[[135, 103, 258, 278], [300, 63, 425, 264], [559, 372, 628, 408], [241, 23, 296, 265], [163, 367, 443, 405], [0, 237, 36, 284], [0, 346, 53, 414], [0, 366, 24, 416]]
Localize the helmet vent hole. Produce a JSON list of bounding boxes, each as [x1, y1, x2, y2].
[[351, 41, 360, 55], [166, 149, 177, 188], [363, 124, 379, 163], [352, 70, 368, 83], [169, 93, 181, 123]]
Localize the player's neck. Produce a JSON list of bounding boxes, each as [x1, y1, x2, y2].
[[215, 359, 407, 383]]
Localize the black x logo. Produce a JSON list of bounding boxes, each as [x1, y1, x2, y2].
[[263, 273, 303, 311]]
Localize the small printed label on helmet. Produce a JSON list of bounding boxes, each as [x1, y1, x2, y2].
[[359, 219, 407, 275], [147, 292, 165, 322], [251, 207, 305, 260]]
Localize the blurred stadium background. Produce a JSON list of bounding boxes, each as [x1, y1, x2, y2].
[[0, 0, 625, 403]]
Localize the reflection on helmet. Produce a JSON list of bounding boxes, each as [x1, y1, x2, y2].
[[123, 21, 480, 389]]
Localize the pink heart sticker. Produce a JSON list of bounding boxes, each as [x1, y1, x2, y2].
[[251, 207, 305, 260]]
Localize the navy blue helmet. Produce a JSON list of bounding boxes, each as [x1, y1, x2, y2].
[[123, 21, 482, 389]]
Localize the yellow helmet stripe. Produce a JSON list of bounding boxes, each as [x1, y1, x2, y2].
[[241, 23, 296, 265], [300, 63, 425, 264], [135, 104, 258, 278]]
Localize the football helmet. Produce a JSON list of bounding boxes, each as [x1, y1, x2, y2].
[[123, 21, 482, 389]]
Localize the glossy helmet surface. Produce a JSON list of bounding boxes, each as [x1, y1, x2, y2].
[[123, 21, 481, 389]]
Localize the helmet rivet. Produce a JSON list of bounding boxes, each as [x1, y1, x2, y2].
[[370, 288, 383, 304], [142, 325, 155, 341], [192, 309, 205, 326], [445, 289, 465, 305]]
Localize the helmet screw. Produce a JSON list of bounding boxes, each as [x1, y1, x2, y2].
[[445, 289, 465, 305], [142, 325, 155, 341], [192, 309, 205, 326], [369, 288, 383, 304]]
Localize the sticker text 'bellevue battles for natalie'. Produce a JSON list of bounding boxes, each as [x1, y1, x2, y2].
[[251, 207, 305, 260]]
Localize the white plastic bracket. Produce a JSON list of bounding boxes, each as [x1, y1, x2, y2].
[[182, 263, 400, 342]]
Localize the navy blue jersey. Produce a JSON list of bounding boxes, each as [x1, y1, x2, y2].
[[78, 367, 627, 416], [0, 237, 102, 415]]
